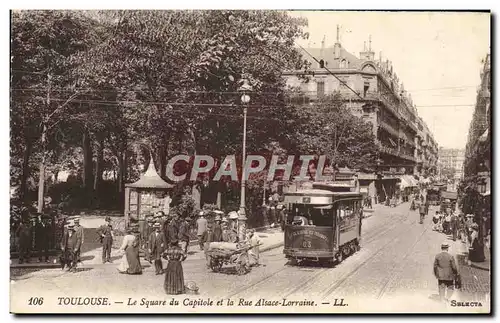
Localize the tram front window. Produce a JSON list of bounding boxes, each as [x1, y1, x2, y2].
[[289, 204, 334, 227]]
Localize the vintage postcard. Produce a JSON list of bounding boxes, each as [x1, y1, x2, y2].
[[9, 10, 491, 314]]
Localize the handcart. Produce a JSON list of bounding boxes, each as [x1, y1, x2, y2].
[[206, 242, 252, 275]]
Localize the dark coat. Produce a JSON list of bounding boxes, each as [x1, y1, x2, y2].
[[97, 224, 113, 243], [34, 219, 51, 241], [178, 221, 190, 242], [16, 222, 32, 241], [148, 231, 165, 260], [433, 251, 458, 281], [166, 220, 179, 244], [200, 230, 216, 244], [62, 232, 82, 252], [213, 223, 223, 242], [74, 225, 84, 244]]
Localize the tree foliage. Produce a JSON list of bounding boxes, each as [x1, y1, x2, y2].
[[10, 10, 377, 217]]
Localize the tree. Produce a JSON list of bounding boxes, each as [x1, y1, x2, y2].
[[288, 94, 379, 173], [11, 10, 103, 210]]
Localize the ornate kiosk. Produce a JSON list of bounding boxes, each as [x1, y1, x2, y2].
[[124, 158, 173, 244]]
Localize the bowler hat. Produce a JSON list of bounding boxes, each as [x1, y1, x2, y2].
[[441, 242, 449, 248]]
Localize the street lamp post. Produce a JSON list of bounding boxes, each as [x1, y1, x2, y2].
[[238, 79, 252, 242]]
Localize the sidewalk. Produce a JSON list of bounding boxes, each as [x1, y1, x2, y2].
[[450, 239, 490, 301], [10, 227, 284, 268]]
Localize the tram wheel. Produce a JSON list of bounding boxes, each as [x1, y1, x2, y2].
[[336, 252, 343, 264], [210, 259, 222, 272]]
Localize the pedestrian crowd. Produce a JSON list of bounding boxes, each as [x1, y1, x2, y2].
[[11, 204, 262, 296]]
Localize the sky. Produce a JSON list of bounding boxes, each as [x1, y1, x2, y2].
[[288, 11, 490, 150]]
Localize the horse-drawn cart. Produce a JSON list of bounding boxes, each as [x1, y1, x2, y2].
[[206, 242, 252, 275]]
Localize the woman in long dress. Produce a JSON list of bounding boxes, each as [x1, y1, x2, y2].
[[163, 241, 186, 295], [117, 228, 142, 275], [468, 224, 485, 262]]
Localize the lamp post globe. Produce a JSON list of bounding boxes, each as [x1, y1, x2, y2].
[[241, 94, 250, 104]]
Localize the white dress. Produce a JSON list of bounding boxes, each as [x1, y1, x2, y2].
[[117, 234, 136, 272], [248, 234, 260, 266]]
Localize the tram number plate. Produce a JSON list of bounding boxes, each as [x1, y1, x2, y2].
[[302, 197, 311, 203], [302, 241, 312, 248]]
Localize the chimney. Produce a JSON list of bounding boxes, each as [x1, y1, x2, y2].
[[334, 25, 341, 59], [320, 35, 326, 58], [359, 35, 375, 61]]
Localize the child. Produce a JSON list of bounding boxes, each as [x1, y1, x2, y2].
[[247, 229, 260, 266]]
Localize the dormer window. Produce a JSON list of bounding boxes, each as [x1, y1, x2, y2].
[[319, 59, 325, 68], [339, 59, 348, 69]]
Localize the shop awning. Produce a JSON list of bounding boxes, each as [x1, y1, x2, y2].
[[441, 191, 458, 200], [399, 175, 418, 189]]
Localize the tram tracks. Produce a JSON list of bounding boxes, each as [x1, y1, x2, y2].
[[283, 208, 424, 300], [320, 216, 431, 301], [225, 208, 414, 300]]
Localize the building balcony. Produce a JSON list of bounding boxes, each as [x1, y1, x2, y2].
[[365, 92, 400, 118], [379, 119, 399, 138], [376, 141, 417, 162]]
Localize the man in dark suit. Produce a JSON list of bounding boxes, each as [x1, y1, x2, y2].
[[166, 214, 179, 246], [148, 222, 165, 275], [450, 211, 459, 241], [97, 216, 113, 264], [61, 223, 82, 272], [178, 216, 191, 254], [73, 216, 84, 265], [34, 213, 51, 263], [433, 242, 458, 302], [16, 217, 33, 264]]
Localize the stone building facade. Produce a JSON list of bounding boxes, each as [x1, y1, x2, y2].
[[283, 31, 439, 202]]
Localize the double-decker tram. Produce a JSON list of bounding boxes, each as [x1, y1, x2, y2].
[[283, 177, 363, 265]]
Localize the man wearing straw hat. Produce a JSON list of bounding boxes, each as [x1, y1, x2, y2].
[[433, 242, 458, 303]]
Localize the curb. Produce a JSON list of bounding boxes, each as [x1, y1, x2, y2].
[[470, 263, 490, 271], [10, 263, 60, 270]]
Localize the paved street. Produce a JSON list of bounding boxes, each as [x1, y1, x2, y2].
[[10, 203, 489, 313]]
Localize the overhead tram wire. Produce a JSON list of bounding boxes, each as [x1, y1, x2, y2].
[[19, 96, 284, 123]]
